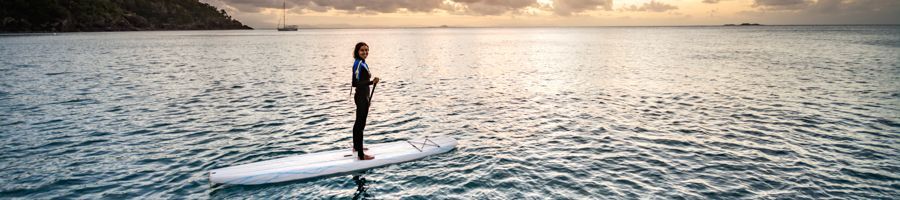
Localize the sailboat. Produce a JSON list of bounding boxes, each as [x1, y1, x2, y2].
[[277, 0, 298, 31]]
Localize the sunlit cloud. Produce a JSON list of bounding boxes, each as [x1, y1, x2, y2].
[[550, 0, 612, 16], [448, 0, 538, 15], [620, 1, 677, 12], [701, 0, 728, 4], [753, 0, 812, 10]]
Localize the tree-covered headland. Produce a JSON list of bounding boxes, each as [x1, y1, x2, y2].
[[1, 0, 252, 32]]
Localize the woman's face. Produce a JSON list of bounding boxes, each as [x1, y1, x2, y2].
[[358, 45, 369, 60]]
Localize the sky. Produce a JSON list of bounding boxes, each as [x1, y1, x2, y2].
[[199, 0, 900, 28]]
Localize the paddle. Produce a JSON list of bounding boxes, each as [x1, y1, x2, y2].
[[368, 81, 377, 103]]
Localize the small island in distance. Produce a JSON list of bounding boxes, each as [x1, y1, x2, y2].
[[724, 23, 763, 26], [0, 0, 252, 32]]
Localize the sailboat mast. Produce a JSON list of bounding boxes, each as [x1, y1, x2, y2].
[[276, 0, 296, 31]]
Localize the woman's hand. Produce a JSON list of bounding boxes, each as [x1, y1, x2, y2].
[[373, 77, 380, 84]]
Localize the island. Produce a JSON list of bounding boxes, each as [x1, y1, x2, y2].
[[0, 0, 252, 32], [724, 23, 763, 26]]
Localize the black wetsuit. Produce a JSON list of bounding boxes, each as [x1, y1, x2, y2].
[[352, 59, 373, 159]]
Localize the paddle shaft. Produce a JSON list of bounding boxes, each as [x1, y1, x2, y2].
[[368, 82, 377, 103]]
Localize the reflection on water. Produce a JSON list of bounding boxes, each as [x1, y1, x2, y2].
[[0, 26, 898, 199], [353, 175, 371, 200]]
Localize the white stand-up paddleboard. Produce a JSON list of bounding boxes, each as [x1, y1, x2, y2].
[[209, 136, 457, 185]]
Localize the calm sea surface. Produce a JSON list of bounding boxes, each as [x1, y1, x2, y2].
[[1, 26, 898, 199]]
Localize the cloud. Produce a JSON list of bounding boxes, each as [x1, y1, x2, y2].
[[208, 0, 544, 15], [208, 0, 445, 14], [808, 0, 900, 14], [553, 0, 613, 16], [621, 1, 678, 12], [310, 0, 446, 13], [207, 0, 649, 17], [752, 0, 811, 10], [738, 0, 900, 24], [200, 0, 900, 28], [449, 0, 539, 15], [747, 0, 900, 14], [219, 0, 282, 12]]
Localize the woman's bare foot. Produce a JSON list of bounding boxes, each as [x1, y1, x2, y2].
[[360, 154, 375, 160]]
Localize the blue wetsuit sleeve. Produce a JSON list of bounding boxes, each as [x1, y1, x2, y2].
[[353, 60, 372, 86]]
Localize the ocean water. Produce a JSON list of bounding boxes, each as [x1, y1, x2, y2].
[[1, 26, 898, 199]]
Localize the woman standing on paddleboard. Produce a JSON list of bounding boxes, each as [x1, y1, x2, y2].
[[352, 42, 378, 160]]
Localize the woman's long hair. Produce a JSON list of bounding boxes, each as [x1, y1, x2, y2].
[[353, 42, 368, 60]]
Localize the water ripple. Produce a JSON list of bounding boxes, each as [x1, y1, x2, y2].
[[2, 27, 899, 199]]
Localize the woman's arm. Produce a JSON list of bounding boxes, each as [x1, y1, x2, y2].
[[358, 66, 378, 85]]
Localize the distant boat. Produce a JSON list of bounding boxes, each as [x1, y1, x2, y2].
[[277, 0, 297, 31]]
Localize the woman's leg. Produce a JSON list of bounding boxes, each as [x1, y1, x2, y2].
[[353, 89, 370, 159]]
